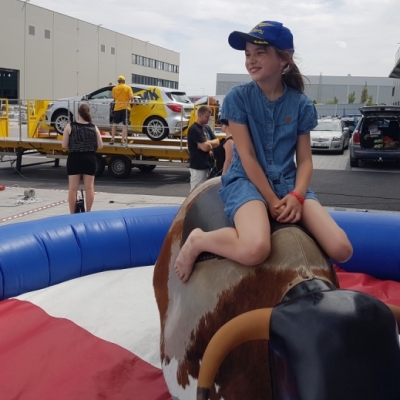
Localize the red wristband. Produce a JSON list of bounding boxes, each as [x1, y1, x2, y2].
[[289, 190, 304, 205]]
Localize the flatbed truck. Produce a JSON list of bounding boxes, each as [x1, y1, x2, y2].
[[0, 99, 221, 179]]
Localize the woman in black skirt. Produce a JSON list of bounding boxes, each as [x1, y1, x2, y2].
[[62, 104, 103, 213]]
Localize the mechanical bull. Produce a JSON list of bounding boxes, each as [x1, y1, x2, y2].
[[153, 178, 400, 400]]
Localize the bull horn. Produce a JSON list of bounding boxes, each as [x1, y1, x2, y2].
[[196, 308, 273, 400]]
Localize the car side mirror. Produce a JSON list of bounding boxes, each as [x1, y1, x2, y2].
[[82, 95, 88, 101]]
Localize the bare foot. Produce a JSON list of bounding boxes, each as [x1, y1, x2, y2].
[[174, 229, 202, 283]]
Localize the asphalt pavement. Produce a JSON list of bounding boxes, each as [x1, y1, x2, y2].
[[1, 148, 400, 226]]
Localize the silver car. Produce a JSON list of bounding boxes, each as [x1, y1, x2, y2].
[[310, 119, 350, 154]]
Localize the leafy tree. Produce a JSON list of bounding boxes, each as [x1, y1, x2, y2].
[[366, 95, 374, 106], [348, 91, 356, 104], [360, 83, 368, 103]]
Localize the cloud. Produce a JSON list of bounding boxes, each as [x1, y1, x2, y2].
[[335, 41, 348, 49]]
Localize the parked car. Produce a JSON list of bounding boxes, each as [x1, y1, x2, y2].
[[349, 105, 400, 167], [341, 114, 362, 133], [310, 118, 349, 154], [45, 84, 194, 140]]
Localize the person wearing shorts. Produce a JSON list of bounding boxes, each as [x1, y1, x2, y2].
[[110, 75, 134, 147], [62, 104, 103, 213], [174, 20, 353, 283]]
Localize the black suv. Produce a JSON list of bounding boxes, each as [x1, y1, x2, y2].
[[349, 105, 400, 167]]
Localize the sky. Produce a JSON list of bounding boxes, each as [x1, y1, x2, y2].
[[28, 0, 400, 96]]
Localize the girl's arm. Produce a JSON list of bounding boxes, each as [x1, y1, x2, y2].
[[275, 133, 313, 223], [293, 132, 313, 198], [95, 126, 104, 149], [229, 121, 280, 208], [61, 124, 71, 149], [222, 139, 234, 175]]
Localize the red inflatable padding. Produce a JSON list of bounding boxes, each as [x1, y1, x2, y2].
[[335, 265, 400, 307], [0, 299, 171, 400]]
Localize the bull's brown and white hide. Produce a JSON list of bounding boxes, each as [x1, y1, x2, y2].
[[153, 178, 338, 400]]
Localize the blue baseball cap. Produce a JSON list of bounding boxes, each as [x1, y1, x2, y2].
[[228, 21, 294, 52]]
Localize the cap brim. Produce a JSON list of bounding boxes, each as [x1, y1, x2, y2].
[[228, 31, 270, 51]]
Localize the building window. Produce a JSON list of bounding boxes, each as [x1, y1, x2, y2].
[[44, 29, 51, 39], [131, 74, 178, 88], [101, 44, 105, 53], [28, 25, 35, 36], [131, 54, 179, 74], [111, 47, 115, 55]]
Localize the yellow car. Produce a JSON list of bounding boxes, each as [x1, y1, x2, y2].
[[46, 84, 194, 141]]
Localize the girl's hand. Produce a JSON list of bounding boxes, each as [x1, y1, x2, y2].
[[274, 194, 302, 224], [268, 199, 286, 220]]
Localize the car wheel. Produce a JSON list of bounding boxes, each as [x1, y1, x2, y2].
[[144, 117, 169, 141], [136, 164, 156, 173], [350, 158, 358, 168], [53, 110, 72, 135], [108, 155, 131, 178], [95, 155, 106, 177]]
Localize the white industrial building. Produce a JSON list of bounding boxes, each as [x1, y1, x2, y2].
[[0, 0, 180, 101]]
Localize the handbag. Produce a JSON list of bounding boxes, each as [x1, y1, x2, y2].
[[74, 189, 85, 213]]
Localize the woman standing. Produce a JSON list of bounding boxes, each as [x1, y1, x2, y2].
[[62, 104, 103, 213]]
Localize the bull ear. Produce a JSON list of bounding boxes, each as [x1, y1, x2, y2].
[[386, 304, 400, 331], [196, 308, 273, 400]]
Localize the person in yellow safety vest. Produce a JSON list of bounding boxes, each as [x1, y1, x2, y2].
[[110, 75, 134, 147]]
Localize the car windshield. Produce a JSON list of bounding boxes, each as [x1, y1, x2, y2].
[[313, 121, 341, 131], [166, 92, 191, 103]]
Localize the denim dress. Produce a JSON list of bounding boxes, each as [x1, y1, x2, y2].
[[219, 81, 318, 222]]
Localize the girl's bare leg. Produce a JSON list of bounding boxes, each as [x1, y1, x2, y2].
[[68, 175, 81, 214], [301, 200, 353, 263], [174, 200, 271, 283], [82, 174, 95, 211]]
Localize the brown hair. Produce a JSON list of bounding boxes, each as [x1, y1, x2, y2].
[[274, 47, 305, 93], [78, 104, 92, 123], [197, 105, 212, 116]]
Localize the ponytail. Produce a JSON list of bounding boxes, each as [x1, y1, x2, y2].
[[275, 47, 305, 93], [78, 104, 92, 123], [282, 63, 304, 93]]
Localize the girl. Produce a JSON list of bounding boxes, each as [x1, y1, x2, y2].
[[175, 21, 353, 283], [62, 104, 103, 213]]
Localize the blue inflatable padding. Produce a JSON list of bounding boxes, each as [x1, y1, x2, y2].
[[0, 206, 179, 300], [329, 211, 400, 282], [120, 209, 177, 268], [1, 206, 399, 300]]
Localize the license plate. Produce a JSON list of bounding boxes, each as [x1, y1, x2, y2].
[[312, 142, 328, 148]]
